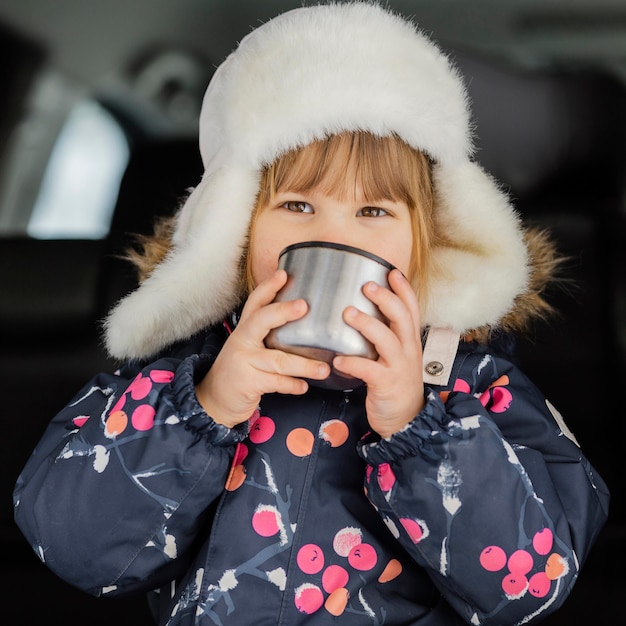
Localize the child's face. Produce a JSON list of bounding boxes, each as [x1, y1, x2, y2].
[[249, 185, 414, 286]]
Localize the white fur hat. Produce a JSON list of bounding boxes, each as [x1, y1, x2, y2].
[[105, 1, 528, 360]]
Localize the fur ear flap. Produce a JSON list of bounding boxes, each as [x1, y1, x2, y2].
[[423, 162, 529, 332], [105, 166, 258, 360]]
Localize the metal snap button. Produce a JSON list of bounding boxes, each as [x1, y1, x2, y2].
[[425, 361, 444, 376]]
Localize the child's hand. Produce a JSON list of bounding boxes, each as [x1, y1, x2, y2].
[[195, 270, 331, 429], [333, 269, 424, 439]]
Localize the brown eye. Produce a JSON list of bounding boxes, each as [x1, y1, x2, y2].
[[358, 207, 388, 217], [283, 201, 313, 213]]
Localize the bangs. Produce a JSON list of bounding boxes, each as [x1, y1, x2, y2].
[[258, 132, 430, 207]]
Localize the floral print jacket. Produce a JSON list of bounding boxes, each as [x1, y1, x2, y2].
[[14, 321, 609, 625]]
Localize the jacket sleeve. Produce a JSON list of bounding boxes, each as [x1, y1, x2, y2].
[[357, 351, 609, 626], [13, 352, 248, 597]]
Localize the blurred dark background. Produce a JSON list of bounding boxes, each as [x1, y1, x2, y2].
[[0, 1, 624, 623]]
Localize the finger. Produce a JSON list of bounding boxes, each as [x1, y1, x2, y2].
[[343, 304, 395, 346], [240, 269, 289, 320], [362, 278, 419, 346], [333, 353, 379, 386], [342, 305, 400, 363], [251, 348, 331, 381], [260, 372, 310, 396], [240, 298, 310, 346], [387, 269, 421, 335]]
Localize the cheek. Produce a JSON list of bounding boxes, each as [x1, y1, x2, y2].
[[382, 239, 413, 278], [249, 211, 299, 286], [249, 222, 290, 286], [249, 240, 278, 286], [396, 250, 413, 277]]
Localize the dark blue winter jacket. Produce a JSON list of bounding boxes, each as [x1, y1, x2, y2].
[[13, 321, 609, 625]]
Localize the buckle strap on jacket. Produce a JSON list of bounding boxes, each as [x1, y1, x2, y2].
[[422, 327, 460, 387]]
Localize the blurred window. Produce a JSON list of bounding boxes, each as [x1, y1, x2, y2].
[[26, 99, 129, 239]]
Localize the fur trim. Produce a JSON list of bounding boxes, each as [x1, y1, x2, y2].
[[105, 168, 258, 359], [423, 162, 528, 332], [105, 2, 531, 360]]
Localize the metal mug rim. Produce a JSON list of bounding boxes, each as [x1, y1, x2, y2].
[[278, 241, 395, 271]]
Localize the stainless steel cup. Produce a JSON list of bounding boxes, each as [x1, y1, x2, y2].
[[265, 241, 394, 390]]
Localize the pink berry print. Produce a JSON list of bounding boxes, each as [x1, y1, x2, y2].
[[365, 465, 374, 484], [532, 528, 554, 556], [149, 369, 175, 384], [489, 386, 513, 413], [399, 517, 426, 544], [131, 404, 156, 431], [110, 394, 126, 414], [453, 379, 471, 393], [376, 463, 396, 492], [248, 408, 261, 429], [252, 505, 282, 537], [249, 416, 275, 444], [348, 543, 377, 571], [128, 374, 152, 400], [72, 416, 89, 428], [294, 583, 324, 614], [233, 443, 248, 465], [479, 375, 512, 412], [528, 572, 551, 598], [333, 527, 363, 557], [297, 544, 325, 575], [508, 549, 534, 575], [480, 545, 507, 572], [233, 443, 248, 466], [502, 573, 528, 598], [322, 565, 349, 593]]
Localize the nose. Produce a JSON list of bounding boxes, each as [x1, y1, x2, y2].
[[306, 213, 357, 248]]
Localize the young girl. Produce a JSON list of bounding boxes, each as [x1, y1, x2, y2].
[[14, 3, 608, 625]]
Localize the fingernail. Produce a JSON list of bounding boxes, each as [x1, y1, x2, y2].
[[344, 306, 357, 319]]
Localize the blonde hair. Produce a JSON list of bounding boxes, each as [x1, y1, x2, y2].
[[245, 132, 435, 307]]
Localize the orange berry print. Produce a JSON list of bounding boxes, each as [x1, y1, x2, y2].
[[225, 464, 246, 491], [319, 420, 349, 447], [286, 428, 315, 457], [104, 410, 128, 437], [545, 553, 568, 580], [324, 587, 349, 616], [378, 558, 402, 583]]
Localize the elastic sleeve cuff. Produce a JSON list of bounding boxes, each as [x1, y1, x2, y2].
[[357, 389, 448, 465], [172, 354, 249, 446]]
